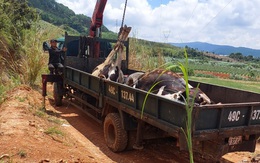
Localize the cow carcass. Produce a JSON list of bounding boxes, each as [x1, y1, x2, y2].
[[132, 69, 212, 105], [124, 72, 144, 88]]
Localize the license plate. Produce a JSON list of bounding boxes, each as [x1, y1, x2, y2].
[[228, 136, 242, 145]]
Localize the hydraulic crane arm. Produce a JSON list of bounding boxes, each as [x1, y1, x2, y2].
[[89, 0, 107, 38], [89, 0, 127, 58]]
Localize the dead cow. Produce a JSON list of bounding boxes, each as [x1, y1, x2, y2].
[[134, 69, 212, 105], [124, 72, 144, 87]]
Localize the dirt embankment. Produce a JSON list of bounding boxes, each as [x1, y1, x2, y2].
[[0, 85, 259, 163], [0, 86, 101, 162]]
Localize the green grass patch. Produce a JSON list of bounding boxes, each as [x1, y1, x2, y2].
[[44, 127, 64, 136], [17, 150, 27, 158], [195, 73, 216, 78], [190, 77, 260, 93], [34, 110, 46, 118], [47, 117, 64, 125], [0, 85, 7, 104], [15, 96, 26, 102]]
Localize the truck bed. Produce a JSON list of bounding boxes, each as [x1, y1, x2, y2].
[[64, 66, 260, 140]]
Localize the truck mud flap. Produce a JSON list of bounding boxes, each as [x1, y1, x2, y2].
[[194, 137, 257, 161]]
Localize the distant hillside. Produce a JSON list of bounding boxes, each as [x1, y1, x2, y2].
[[28, 0, 110, 35], [171, 42, 260, 57]]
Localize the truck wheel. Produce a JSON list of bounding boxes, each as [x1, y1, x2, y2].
[[53, 83, 62, 106], [104, 113, 128, 152]]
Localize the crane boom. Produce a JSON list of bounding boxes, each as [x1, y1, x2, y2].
[[89, 0, 107, 38], [89, 0, 107, 58]]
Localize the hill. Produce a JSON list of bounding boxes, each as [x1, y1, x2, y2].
[[171, 42, 260, 57], [28, 0, 111, 36], [29, 0, 258, 60], [24, 0, 240, 64]]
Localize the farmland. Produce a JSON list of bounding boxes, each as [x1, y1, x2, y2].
[[169, 58, 260, 93], [188, 59, 260, 79], [128, 37, 260, 84], [190, 76, 260, 94], [128, 40, 260, 94]]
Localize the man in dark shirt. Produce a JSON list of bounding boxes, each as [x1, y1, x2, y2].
[[48, 39, 67, 74]]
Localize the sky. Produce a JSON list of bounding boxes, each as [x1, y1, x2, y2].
[[55, 0, 260, 49]]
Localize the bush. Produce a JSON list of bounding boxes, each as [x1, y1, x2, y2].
[[188, 68, 195, 76], [229, 74, 244, 80], [195, 73, 215, 78]]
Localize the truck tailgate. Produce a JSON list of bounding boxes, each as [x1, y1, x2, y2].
[[193, 102, 260, 140], [189, 81, 260, 140]]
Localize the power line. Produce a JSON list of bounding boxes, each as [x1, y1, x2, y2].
[[177, 1, 198, 43], [197, 0, 233, 34], [185, 1, 198, 27]]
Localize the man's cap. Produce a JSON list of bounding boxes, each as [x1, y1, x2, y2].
[[50, 39, 58, 43]]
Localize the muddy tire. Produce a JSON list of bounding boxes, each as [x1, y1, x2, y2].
[[53, 83, 62, 106], [104, 113, 128, 152]]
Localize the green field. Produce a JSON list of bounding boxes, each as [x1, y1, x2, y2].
[[191, 76, 260, 94], [189, 61, 260, 77]]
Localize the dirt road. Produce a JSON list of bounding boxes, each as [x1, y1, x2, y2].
[[0, 86, 259, 162], [53, 100, 194, 163], [53, 99, 260, 163]]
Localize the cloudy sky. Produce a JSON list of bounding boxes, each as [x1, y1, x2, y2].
[[55, 0, 260, 49]]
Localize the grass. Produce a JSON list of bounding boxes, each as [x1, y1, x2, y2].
[[19, 24, 51, 86], [15, 96, 26, 102], [0, 85, 7, 104], [38, 20, 66, 39], [44, 127, 64, 136], [0, 75, 21, 104], [128, 35, 171, 71], [17, 150, 27, 158], [47, 117, 64, 125], [190, 77, 260, 93], [34, 109, 46, 118]]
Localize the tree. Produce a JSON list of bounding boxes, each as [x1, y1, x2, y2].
[[0, 0, 38, 75], [229, 52, 244, 60], [2, 0, 38, 31], [245, 55, 254, 61]]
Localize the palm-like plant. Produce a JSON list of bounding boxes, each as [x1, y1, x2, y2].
[[141, 49, 196, 163]]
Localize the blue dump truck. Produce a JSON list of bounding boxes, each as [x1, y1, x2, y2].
[[42, 33, 260, 161]]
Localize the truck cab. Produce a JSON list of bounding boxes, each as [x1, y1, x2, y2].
[[42, 37, 65, 52]]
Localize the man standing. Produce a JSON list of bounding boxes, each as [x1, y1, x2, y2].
[[48, 39, 67, 74]]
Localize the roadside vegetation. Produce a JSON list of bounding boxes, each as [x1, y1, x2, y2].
[[0, 0, 69, 104], [0, 0, 36, 102]]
